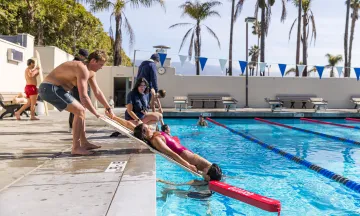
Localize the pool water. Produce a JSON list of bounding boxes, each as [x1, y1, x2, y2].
[[156, 119, 360, 216]]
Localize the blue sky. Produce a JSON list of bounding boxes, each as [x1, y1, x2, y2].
[[84, 0, 360, 76]]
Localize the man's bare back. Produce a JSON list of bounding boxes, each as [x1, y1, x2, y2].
[[44, 61, 90, 91]]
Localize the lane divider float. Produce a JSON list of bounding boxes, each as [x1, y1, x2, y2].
[[206, 118, 360, 193]]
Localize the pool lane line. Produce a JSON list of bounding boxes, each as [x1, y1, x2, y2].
[[206, 118, 360, 193], [300, 118, 360, 129], [255, 118, 360, 146], [346, 118, 360, 122]]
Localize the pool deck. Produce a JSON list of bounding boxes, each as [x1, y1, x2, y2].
[[1, 107, 360, 216]]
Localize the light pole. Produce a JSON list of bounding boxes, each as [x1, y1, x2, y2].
[[245, 17, 256, 108]]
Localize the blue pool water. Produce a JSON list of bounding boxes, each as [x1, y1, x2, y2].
[[156, 119, 360, 216]]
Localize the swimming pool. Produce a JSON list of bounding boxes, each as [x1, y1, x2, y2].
[[156, 118, 360, 216]]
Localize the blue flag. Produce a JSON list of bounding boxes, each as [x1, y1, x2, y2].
[[354, 68, 360, 81], [316, 66, 325, 79], [239, 61, 248, 74], [158, 53, 167, 67], [278, 64, 287, 77], [199, 57, 208, 71]]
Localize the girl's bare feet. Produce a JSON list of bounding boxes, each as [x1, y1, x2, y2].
[[71, 146, 95, 156]]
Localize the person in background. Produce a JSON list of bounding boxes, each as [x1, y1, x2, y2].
[[69, 48, 91, 131], [125, 77, 164, 126], [150, 89, 166, 113], [197, 115, 208, 127], [14, 59, 40, 120], [108, 96, 115, 109], [136, 53, 159, 103]]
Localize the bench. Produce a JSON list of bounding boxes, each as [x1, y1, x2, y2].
[[188, 93, 231, 109], [350, 96, 360, 112], [310, 98, 328, 112], [222, 97, 238, 112], [276, 94, 317, 109], [264, 98, 283, 112], [0, 92, 30, 119], [173, 96, 188, 111]]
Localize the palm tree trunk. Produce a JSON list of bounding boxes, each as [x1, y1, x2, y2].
[[295, 0, 302, 77], [256, 36, 260, 76], [228, 0, 235, 76], [195, 22, 201, 75], [349, 9, 358, 75], [330, 67, 334, 77], [114, 14, 122, 66], [260, 7, 266, 76], [37, 22, 44, 46], [344, 0, 351, 77], [302, 13, 307, 77]]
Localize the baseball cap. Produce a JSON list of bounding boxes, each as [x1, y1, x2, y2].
[[78, 49, 89, 58], [150, 53, 160, 62]]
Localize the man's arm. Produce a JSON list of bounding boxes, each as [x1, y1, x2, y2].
[[77, 64, 100, 117], [27, 67, 39, 78], [88, 73, 114, 117]]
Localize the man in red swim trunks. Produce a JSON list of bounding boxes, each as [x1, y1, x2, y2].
[[15, 59, 40, 120]]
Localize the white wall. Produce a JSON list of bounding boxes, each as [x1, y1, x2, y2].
[[0, 34, 34, 93], [34, 46, 73, 74], [96, 65, 360, 109]]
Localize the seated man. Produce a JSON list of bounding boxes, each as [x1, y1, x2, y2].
[[197, 115, 208, 127], [134, 123, 222, 181], [150, 89, 166, 113]]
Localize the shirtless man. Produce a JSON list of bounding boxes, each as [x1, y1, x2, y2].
[[38, 50, 115, 156], [15, 59, 40, 120]]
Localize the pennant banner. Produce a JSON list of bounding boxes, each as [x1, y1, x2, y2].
[[158, 53, 167, 67], [354, 68, 360, 81], [259, 62, 267, 73], [199, 57, 208, 71], [316, 66, 325, 79], [179, 55, 187, 67], [336, 66, 343, 78], [239, 61, 248, 74], [297, 65, 306, 75], [278, 64, 287, 77], [219, 59, 227, 72]]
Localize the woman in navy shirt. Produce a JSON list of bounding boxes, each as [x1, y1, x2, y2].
[[125, 78, 164, 126]]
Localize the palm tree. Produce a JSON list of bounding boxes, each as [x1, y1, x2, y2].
[[228, 0, 245, 76], [295, 0, 302, 76], [248, 45, 259, 76], [88, 0, 165, 66], [345, 0, 351, 77], [289, 0, 316, 77], [255, 0, 289, 68], [325, 54, 343, 77], [285, 62, 316, 76], [170, 0, 222, 75], [252, 21, 261, 76], [349, 0, 360, 74]]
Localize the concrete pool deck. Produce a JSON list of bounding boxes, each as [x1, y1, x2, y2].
[[1, 107, 360, 216]]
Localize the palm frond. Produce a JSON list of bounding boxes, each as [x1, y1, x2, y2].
[[88, 0, 113, 13], [204, 25, 221, 48], [169, 23, 194, 29], [122, 12, 135, 49], [288, 18, 297, 41], [285, 67, 296, 75], [128, 0, 165, 9], [188, 30, 195, 60], [179, 28, 195, 53], [309, 10, 317, 46], [254, 0, 259, 18], [207, 11, 221, 18], [234, 0, 245, 22], [280, 0, 287, 22]]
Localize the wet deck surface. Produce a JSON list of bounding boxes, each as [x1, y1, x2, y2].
[[0, 110, 155, 216]]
